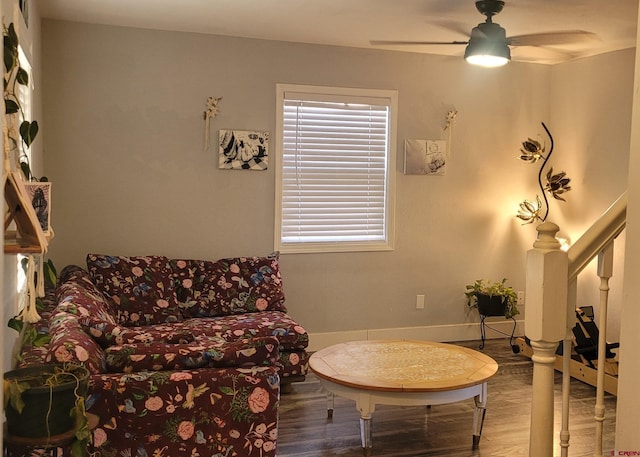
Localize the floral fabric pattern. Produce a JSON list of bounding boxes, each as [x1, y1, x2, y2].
[[88, 367, 279, 457], [81, 320, 195, 348], [104, 335, 279, 373], [45, 311, 107, 374], [17, 253, 309, 457], [171, 254, 287, 317], [87, 254, 183, 326], [185, 311, 308, 350], [56, 280, 117, 326]]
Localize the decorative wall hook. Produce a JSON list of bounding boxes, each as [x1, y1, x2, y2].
[[204, 96, 222, 151], [443, 109, 457, 158], [443, 110, 458, 131]]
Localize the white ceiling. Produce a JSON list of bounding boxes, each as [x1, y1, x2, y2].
[[38, 0, 639, 65]]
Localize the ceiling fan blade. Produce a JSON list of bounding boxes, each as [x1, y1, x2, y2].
[[430, 19, 472, 39], [507, 31, 599, 47], [370, 40, 468, 46], [510, 46, 579, 64]]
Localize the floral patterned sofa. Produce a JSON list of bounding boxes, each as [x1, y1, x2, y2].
[[18, 253, 308, 457]]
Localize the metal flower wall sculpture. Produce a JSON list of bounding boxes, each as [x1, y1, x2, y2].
[[517, 122, 572, 224]]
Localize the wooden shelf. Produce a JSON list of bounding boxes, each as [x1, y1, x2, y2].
[[4, 234, 47, 254], [3, 171, 49, 255]]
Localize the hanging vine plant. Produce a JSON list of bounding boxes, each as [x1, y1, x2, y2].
[[517, 122, 572, 224], [4, 22, 42, 181]]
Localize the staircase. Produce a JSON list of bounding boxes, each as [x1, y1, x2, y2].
[[526, 192, 626, 457]]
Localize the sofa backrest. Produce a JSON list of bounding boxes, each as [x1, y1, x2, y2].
[[86, 254, 183, 326], [80, 253, 287, 325], [170, 253, 287, 317]]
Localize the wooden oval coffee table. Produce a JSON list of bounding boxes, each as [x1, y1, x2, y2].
[[309, 339, 498, 454]]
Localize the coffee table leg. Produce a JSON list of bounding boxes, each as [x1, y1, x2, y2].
[[472, 382, 488, 446], [360, 415, 372, 455], [326, 391, 335, 419]]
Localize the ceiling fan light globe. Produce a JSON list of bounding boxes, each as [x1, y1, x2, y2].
[[465, 53, 510, 67]]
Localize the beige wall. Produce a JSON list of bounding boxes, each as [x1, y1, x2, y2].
[[40, 20, 632, 345], [616, 3, 640, 447], [550, 50, 634, 339]]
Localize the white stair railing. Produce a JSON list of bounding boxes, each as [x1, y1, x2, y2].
[[594, 243, 613, 457], [527, 192, 627, 457]]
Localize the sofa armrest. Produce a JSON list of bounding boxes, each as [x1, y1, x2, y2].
[[45, 311, 107, 374], [88, 367, 279, 456]]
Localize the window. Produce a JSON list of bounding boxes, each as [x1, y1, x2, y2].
[[275, 84, 397, 253], [14, 44, 34, 296]]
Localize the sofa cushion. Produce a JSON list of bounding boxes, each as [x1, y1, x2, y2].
[[81, 320, 195, 348], [87, 254, 182, 326], [278, 349, 309, 379], [183, 310, 308, 350], [104, 335, 279, 373], [171, 253, 287, 317], [170, 258, 224, 317]]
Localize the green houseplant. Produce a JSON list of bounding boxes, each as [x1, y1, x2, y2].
[[3, 363, 91, 457], [465, 278, 519, 319], [4, 22, 41, 181]]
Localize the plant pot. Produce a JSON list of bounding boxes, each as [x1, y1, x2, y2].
[[4, 364, 89, 438], [476, 294, 507, 317]]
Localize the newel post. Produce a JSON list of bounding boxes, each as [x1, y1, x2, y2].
[[526, 222, 568, 457]]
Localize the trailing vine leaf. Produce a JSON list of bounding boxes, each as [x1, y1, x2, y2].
[[5, 99, 19, 114], [19, 160, 31, 180], [16, 66, 28, 85], [4, 379, 28, 413], [7, 316, 23, 333], [3, 24, 19, 70], [4, 22, 41, 180], [19, 120, 38, 147], [32, 333, 51, 347], [44, 259, 58, 287]]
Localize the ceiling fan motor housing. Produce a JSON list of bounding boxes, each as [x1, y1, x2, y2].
[[465, 21, 511, 63]]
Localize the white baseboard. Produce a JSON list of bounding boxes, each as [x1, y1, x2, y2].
[[307, 319, 524, 352]]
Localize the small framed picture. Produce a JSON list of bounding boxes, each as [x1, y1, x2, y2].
[[404, 139, 447, 175], [23, 181, 51, 235], [219, 129, 269, 170]]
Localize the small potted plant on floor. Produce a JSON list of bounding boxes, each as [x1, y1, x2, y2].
[[3, 363, 91, 457], [465, 278, 519, 319]]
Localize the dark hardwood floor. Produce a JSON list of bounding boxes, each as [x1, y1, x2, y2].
[[277, 339, 617, 456]]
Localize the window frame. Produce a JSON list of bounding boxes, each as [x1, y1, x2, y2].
[[274, 84, 397, 254]]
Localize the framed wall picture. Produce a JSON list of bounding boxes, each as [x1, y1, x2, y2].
[[218, 129, 269, 170], [23, 181, 51, 236], [404, 139, 447, 175]]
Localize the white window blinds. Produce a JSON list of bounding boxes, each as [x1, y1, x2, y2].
[[275, 85, 396, 253]]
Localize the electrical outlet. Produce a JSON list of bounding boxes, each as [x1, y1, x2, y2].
[[517, 291, 525, 305], [416, 294, 425, 309]]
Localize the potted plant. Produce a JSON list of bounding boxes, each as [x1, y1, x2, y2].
[[465, 278, 519, 319], [3, 363, 91, 457]]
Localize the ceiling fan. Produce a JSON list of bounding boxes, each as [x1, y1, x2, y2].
[[370, 0, 598, 67]]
